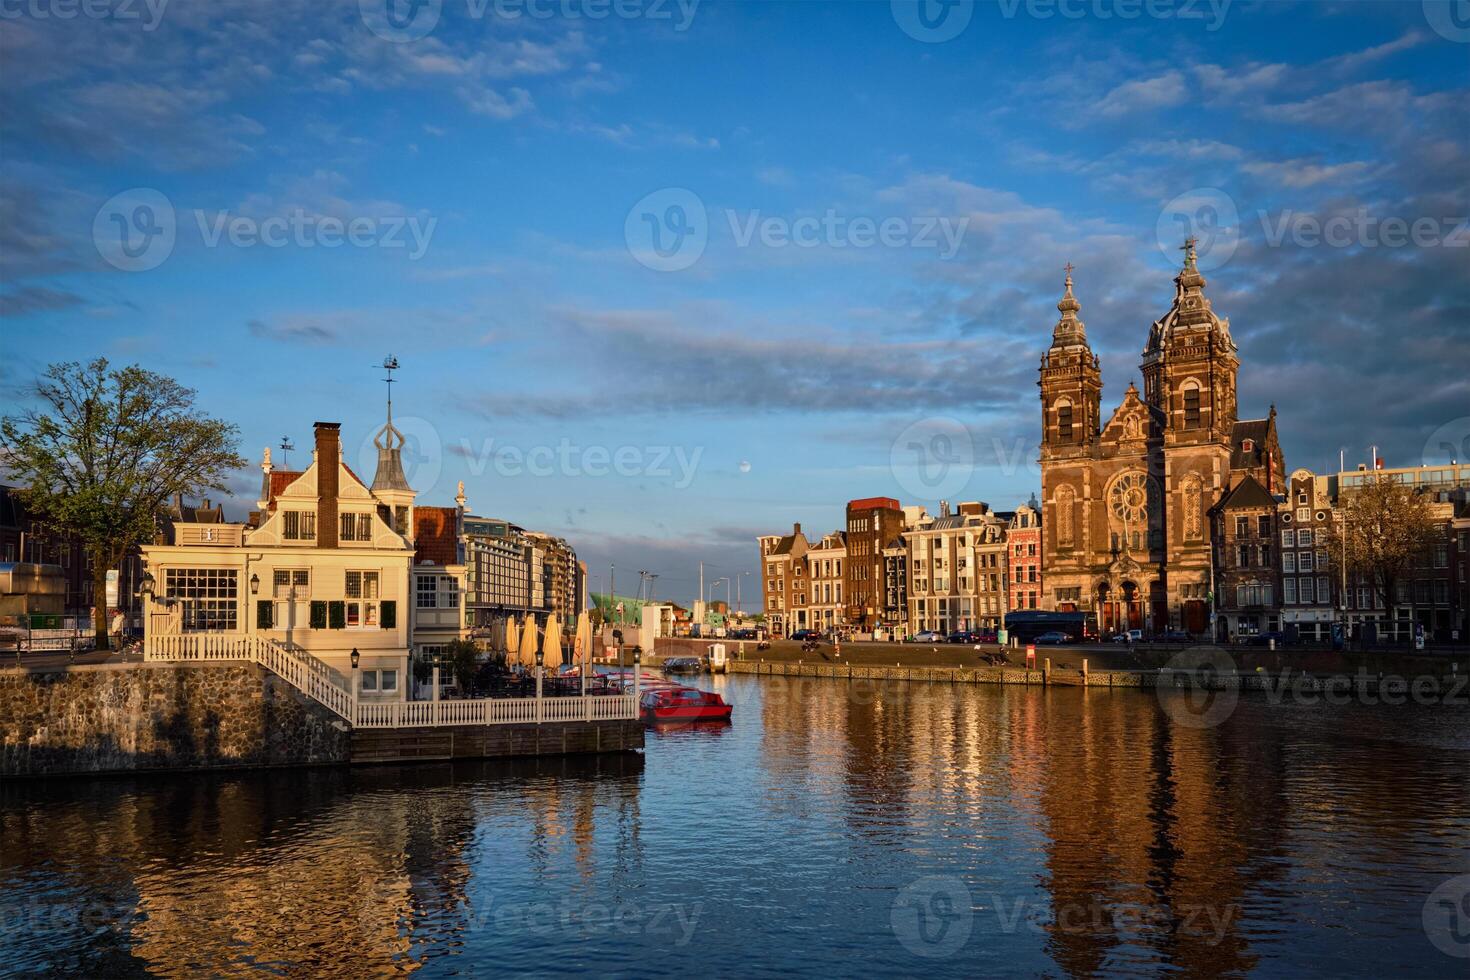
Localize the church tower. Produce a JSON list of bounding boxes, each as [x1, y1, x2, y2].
[[1140, 239, 1239, 447], [1038, 266, 1103, 460]]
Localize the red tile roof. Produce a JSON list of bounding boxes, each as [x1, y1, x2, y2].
[[414, 506, 458, 566], [267, 470, 303, 507]]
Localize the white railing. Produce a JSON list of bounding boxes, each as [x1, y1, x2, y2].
[[352, 695, 637, 728], [143, 632, 639, 728], [145, 633, 355, 721]]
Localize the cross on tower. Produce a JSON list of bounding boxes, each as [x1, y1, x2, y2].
[[1063, 262, 1074, 279]]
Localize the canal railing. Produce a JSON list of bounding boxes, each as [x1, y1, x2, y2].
[[144, 633, 638, 728]]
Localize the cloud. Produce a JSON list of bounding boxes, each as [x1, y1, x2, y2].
[[0, 285, 85, 318], [1241, 158, 1376, 189], [247, 317, 338, 345], [1093, 70, 1188, 118]]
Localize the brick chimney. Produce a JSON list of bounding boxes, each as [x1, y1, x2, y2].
[[793, 522, 802, 535], [315, 422, 341, 548]]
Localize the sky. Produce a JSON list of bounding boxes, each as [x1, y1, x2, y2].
[[2, 0, 1467, 608]]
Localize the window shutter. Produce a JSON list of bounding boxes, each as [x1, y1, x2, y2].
[[381, 600, 396, 629], [329, 601, 346, 629], [310, 601, 327, 629], [257, 600, 273, 630]]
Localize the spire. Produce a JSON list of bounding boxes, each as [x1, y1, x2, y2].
[[1050, 262, 1088, 349], [1176, 236, 1207, 294], [371, 354, 412, 492]]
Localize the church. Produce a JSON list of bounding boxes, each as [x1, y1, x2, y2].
[[1038, 241, 1284, 635]]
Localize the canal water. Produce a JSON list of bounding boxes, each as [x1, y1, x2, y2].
[[3, 674, 1468, 977]]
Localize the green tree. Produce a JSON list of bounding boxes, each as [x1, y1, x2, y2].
[[445, 638, 482, 696], [1324, 478, 1444, 627], [1, 359, 246, 649]]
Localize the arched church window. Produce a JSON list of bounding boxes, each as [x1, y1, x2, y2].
[[1057, 399, 1074, 441], [1182, 475, 1203, 539], [1182, 382, 1201, 428], [1056, 485, 1075, 546]]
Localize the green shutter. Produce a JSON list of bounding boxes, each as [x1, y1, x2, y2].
[[257, 600, 273, 630], [310, 601, 327, 629], [329, 601, 346, 629], [380, 600, 396, 629]]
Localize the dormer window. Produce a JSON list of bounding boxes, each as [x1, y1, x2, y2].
[[1242, 438, 1255, 453]]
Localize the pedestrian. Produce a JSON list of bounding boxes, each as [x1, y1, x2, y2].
[[110, 609, 125, 651]]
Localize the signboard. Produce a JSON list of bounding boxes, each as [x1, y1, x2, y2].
[[106, 569, 119, 610], [1025, 644, 1036, 669]]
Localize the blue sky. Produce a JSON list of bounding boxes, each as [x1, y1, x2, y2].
[[3, 0, 1467, 607]]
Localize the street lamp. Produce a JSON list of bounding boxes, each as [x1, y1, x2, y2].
[[350, 647, 360, 669], [249, 573, 260, 595]]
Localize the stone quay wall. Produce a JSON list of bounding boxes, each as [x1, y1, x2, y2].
[[0, 661, 351, 777]]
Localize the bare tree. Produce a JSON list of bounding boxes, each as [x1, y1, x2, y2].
[[1324, 478, 1444, 632], [1, 359, 246, 650]]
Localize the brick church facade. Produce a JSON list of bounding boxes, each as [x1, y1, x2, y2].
[[1038, 242, 1284, 636]]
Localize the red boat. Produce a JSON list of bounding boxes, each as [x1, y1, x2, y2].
[[639, 686, 733, 724]]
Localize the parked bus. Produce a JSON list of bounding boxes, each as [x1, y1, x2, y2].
[[1002, 610, 1090, 644]]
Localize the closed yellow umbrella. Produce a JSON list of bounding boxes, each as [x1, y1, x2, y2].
[[519, 616, 539, 668], [504, 616, 520, 660], [543, 616, 564, 670], [575, 611, 592, 665]]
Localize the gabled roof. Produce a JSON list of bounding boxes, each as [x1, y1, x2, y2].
[[770, 532, 810, 556], [267, 471, 303, 507], [413, 506, 458, 566], [1215, 473, 1276, 512], [1230, 418, 1272, 470]]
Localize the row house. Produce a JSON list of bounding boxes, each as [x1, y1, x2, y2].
[[844, 497, 904, 630], [1007, 502, 1043, 612], [1209, 474, 1282, 641], [805, 531, 846, 630], [1277, 469, 1339, 642], [1330, 463, 1467, 642], [759, 524, 810, 637], [904, 501, 1010, 634]]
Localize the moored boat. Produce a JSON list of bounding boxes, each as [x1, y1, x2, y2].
[[639, 686, 733, 724]]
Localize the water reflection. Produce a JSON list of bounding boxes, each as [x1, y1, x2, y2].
[[2, 678, 1466, 977]]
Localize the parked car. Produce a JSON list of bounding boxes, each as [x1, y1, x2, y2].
[[1160, 628, 1192, 642], [729, 628, 760, 640], [909, 630, 944, 643], [1112, 629, 1143, 644], [1033, 631, 1071, 645], [790, 629, 822, 642], [947, 630, 981, 644], [974, 628, 998, 644]]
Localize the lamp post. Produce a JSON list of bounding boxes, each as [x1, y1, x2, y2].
[[632, 643, 641, 706], [535, 634, 545, 724], [350, 647, 360, 717]]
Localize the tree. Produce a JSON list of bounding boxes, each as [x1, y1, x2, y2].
[[1, 359, 246, 650], [1324, 477, 1444, 631], [445, 639, 481, 696]]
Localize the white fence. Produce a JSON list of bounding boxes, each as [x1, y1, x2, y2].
[[144, 633, 638, 728]]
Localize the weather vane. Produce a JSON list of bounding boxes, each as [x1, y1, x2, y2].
[[278, 435, 295, 466], [379, 355, 399, 422]]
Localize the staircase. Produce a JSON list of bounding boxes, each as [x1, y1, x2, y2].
[[144, 634, 354, 721]]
